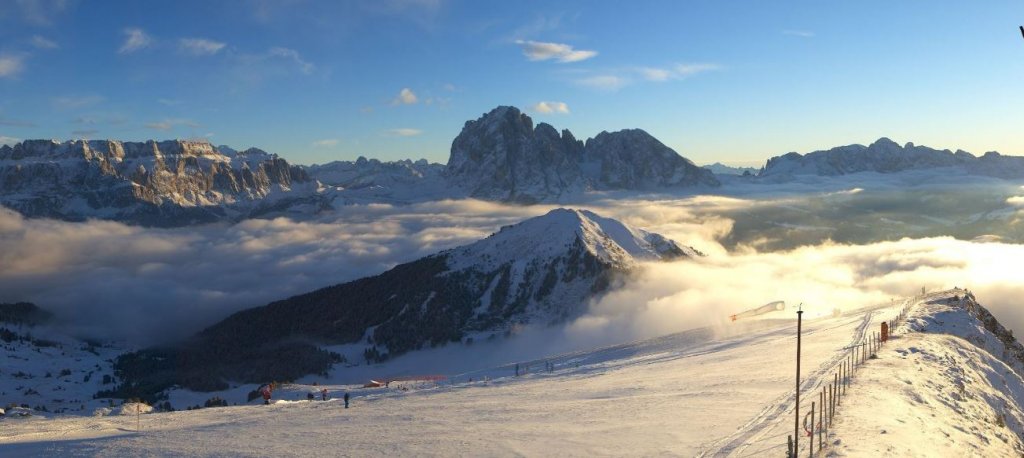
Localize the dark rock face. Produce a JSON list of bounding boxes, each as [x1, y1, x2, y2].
[[0, 140, 314, 226], [446, 106, 586, 203], [445, 106, 718, 203], [584, 129, 719, 189]]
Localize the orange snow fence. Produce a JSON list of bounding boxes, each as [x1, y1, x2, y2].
[[881, 322, 889, 342]]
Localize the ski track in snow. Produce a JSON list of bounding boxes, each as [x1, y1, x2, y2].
[[699, 302, 890, 457]]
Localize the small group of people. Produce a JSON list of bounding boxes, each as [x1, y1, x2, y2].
[[260, 383, 350, 408]]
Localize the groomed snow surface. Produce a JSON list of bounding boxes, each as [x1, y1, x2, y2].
[[2, 289, 1022, 457]]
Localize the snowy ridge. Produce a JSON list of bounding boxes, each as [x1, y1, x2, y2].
[[448, 208, 699, 271], [828, 289, 1024, 456], [760, 137, 1024, 179]]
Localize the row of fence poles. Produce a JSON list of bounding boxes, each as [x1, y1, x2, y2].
[[788, 302, 912, 457]]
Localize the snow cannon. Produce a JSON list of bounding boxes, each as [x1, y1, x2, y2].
[[729, 300, 786, 322]]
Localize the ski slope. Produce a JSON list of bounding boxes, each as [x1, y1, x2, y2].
[[0, 291, 1011, 456]]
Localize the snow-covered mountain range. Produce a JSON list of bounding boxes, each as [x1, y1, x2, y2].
[[4, 114, 1024, 227], [760, 137, 1024, 179], [0, 139, 319, 226], [104, 208, 701, 395]]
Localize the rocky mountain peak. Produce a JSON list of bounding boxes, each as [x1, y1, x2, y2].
[[445, 106, 719, 202]]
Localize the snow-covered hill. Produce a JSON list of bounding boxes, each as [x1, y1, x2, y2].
[[760, 137, 1024, 180], [0, 304, 126, 416], [105, 208, 702, 396], [0, 139, 320, 226]]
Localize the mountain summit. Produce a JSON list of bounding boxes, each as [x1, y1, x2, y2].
[[445, 106, 719, 203], [111, 208, 702, 393]]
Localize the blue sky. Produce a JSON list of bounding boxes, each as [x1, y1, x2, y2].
[[1, 0, 1022, 166]]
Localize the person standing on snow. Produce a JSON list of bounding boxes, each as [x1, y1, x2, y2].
[[321, 388, 328, 401], [344, 392, 350, 409], [260, 384, 272, 405]]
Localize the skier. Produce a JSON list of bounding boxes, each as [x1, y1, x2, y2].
[[260, 384, 272, 405], [344, 392, 350, 409], [321, 388, 328, 401]]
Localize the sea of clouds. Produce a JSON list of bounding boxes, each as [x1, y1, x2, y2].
[[0, 174, 1022, 351]]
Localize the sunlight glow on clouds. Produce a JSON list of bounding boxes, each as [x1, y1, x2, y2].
[[392, 87, 418, 105], [119, 27, 152, 54], [531, 101, 570, 114], [516, 40, 597, 63]]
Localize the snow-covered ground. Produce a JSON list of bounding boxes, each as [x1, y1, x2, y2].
[[1, 290, 1021, 457], [0, 324, 124, 415]]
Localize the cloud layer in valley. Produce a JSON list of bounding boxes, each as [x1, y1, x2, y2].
[[0, 178, 1022, 352]]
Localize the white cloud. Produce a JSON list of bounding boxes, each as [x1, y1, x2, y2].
[[157, 98, 182, 106], [442, 83, 456, 92], [636, 63, 722, 83], [0, 54, 26, 78], [531, 101, 570, 114], [52, 95, 104, 109], [145, 118, 200, 131], [516, 40, 597, 63], [392, 87, 418, 105], [313, 139, 340, 147], [388, 128, 423, 137], [576, 75, 627, 91], [119, 28, 152, 54], [0, 135, 20, 146], [638, 67, 672, 82], [267, 46, 314, 74], [783, 30, 815, 38], [30, 35, 59, 49], [674, 63, 722, 77], [14, 0, 72, 26], [179, 38, 226, 56]]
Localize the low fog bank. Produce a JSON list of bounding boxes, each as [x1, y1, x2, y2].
[[0, 176, 1021, 348], [571, 237, 1024, 349]]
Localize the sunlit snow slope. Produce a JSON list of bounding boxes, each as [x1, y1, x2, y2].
[[1, 289, 1021, 457]]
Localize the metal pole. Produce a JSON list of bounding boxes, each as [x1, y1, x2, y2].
[[818, 390, 824, 451], [794, 306, 803, 455], [810, 401, 815, 457]]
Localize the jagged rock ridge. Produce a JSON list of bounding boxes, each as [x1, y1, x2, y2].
[[445, 106, 719, 203], [0, 139, 317, 226], [760, 137, 1024, 178]]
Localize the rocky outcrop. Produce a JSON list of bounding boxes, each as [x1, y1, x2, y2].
[[445, 106, 718, 203], [0, 139, 316, 226]]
